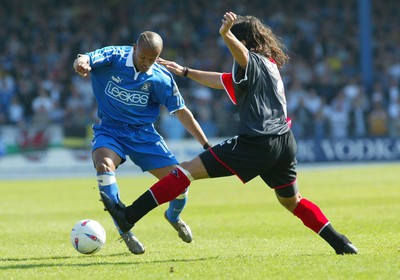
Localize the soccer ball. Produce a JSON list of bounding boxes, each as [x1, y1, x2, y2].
[[70, 219, 106, 255]]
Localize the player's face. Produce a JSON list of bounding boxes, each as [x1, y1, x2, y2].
[[133, 44, 161, 72]]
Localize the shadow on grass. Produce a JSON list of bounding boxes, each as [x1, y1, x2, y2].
[[0, 253, 125, 262], [0, 254, 219, 270]]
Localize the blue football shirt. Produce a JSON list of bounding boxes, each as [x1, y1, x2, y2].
[[86, 46, 185, 125]]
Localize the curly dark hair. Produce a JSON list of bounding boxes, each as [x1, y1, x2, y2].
[[231, 15, 289, 68]]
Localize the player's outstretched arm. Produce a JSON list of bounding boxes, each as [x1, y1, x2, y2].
[[175, 107, 210, 149], [157, 58, 224, 90], [73, 54, 91, 77], [219, 12, 248, 69]]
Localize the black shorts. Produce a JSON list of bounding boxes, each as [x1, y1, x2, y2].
[[199, 130, 298, 197]]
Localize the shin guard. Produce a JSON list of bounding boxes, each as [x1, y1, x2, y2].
[[150, 168, 191, 205], [293, 198, 329, 234]]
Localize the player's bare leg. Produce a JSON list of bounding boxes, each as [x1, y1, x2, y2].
[[95, 148, 145, 254]]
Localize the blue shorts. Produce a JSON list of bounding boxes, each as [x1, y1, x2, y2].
[[92, 120, 178, 171]]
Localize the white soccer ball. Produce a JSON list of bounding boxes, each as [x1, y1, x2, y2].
[[70, 219, 106, 255]]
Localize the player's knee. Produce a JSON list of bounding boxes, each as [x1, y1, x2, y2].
[[179, 156, 208, 180], [95, 159, 116, 173], [179, 160, 191, 170]]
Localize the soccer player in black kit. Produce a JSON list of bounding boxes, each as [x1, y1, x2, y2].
[[101, 12, 358, 255]]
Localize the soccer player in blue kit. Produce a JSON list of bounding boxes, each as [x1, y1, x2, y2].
[[100, 13, 358, 255], [73, 31, 211, 254]]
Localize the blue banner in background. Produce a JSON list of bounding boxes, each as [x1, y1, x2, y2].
[[297, 137, 400, 162], [1, 136, 399, 179]]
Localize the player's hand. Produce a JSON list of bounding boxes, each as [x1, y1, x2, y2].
[[219, 12, 236, 36], [73, 55, 91, 77], [157, 57, 185, 76]]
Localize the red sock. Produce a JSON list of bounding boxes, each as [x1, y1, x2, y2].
[[293, 198, 329, 234], [150, 168, 191, 205]]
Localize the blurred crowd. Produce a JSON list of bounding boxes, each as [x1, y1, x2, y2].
[[0, 0, 399, 142]]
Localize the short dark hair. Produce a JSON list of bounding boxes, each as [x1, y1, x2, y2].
[[136, 31, 163, 52]]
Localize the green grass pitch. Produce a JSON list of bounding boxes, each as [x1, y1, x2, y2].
[[0, 163, 399, 279]]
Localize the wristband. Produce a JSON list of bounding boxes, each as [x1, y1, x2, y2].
[[203, 142, 211, 150], [183, 67, 189, 77]]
